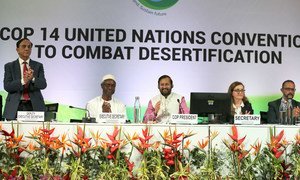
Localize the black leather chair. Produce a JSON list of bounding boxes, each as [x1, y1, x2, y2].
[[0, 95, 2, 121], [45, 103, 59, 122], [260, 111, 268, 124]]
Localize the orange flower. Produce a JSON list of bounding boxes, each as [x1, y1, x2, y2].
[[162, 129, 171, 141], [223, 126, 251, 161], [6, 134, 24, 149], [125, 132, 139, 141], [59, 133, 72, 154], [161, 129, 189, 168], [72, 126, 92, 154], [267, 130, 285, 159], [91, 130, 104, 146], [105, 126, 123, 159], [281, 138, 290, 147], [251, 141, 261, 155], [38, 128, 59, 150], [183, 139, 191, 149], [295, 133, 300, 145], [210, 130, 219, 140], [100, 141, 108, 150], [228, 125, 246, 145], [27, 141, 40, 151], [152, 141, 161, 149], [269, 130, 284, 149], [197, 138, 209, 149], [238, 150, 250, 161], [162, 130, 183, 148], [29, 127, 41, 138], [183, 130, 196, 139], [135, 127, 154, 154]]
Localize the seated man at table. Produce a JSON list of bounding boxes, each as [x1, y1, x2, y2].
[[143, 75, 189, 123], [267, 80, 300, 124], [86, 74, 126, 122]]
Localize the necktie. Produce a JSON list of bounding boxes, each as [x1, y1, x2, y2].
[[22, 62, 30, 100]]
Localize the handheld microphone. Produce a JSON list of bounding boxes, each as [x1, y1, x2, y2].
[[69, 106, 96, 123], [177, 99, 184, 114]]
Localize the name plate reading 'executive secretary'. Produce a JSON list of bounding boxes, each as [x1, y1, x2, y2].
[[169, 114, 198, 124], [98, 113, 126, 123], [17, 111, 45, 122], [234, 115, 261, 125]]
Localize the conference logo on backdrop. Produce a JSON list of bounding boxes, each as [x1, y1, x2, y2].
[[133, 0, 179, 16]]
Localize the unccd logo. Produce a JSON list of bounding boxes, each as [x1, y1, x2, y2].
[[138, 0, 179, 10]]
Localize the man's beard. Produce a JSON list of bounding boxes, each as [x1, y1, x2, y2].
[[286, 93, 294, 99], [160, 88, 171, 97]]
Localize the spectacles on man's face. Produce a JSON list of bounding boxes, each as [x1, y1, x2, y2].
[[233, 89, 245, 93], [283, 87, 296, 92]]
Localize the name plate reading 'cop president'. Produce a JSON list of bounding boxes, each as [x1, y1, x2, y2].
[[98, 113, 126, 123], [169, 114, 198, 124], [17, 111, 45, 122], [234, 115, 261, 125]]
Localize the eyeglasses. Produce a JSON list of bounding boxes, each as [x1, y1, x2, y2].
[[283, 88, 296, 92], [233, 89, 245, 93]]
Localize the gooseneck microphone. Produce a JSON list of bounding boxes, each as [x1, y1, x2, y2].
[[69, 106, 96, 123], [177, 99, 184, 114]]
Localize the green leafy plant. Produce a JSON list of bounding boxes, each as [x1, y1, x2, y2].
[[255, 128, 291, 179], [190, 130, 223, 179], [288, 131, 300, 179]]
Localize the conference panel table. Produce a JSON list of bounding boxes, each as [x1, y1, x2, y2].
[[1, 121, 300, 169], [1, 121, 299, 149]]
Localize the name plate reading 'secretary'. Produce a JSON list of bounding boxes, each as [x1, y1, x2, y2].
[[234, 115, 261, 125], [170, 114, 198, 124], [17, 111, 45, 122], [98, 113, 126, 123]]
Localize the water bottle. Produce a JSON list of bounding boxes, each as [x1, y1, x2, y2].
[[287, 99, 293, 125], [279, 101, 287, 124], [134, 96, 141, 123]]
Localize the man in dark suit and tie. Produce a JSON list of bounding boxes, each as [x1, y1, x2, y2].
[[267, 80, 300, 124], [3, 38, 47, 120]]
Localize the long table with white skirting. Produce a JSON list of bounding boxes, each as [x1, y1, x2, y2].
[[1, 121, 300, 149], [1, 121, 299, 169]]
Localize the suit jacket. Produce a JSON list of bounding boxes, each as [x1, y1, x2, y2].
[[241, 101, 254, 114], [267, 98, 300, 124], [229, 101, 254, 123], [3, 59, 47, 120]]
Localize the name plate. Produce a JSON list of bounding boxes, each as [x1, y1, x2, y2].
[[234, 115, 261, 125], [17, 111, 44, 122], [98, 113, 126, 123], [169, 114, 198, 124]]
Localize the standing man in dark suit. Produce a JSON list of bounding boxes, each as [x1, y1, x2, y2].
[[3, 38, 47, 120], [267, 80, 300, 124]]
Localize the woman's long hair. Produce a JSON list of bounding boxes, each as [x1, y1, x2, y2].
[[227, 81, 249, 115]]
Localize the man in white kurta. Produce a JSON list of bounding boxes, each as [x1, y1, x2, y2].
[[143, 75, 189, 124], [86, 74, 126, 123]]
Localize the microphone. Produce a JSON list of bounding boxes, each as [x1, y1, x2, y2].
[[69, 106, 96, 123], [177, 99, 184, 114]]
